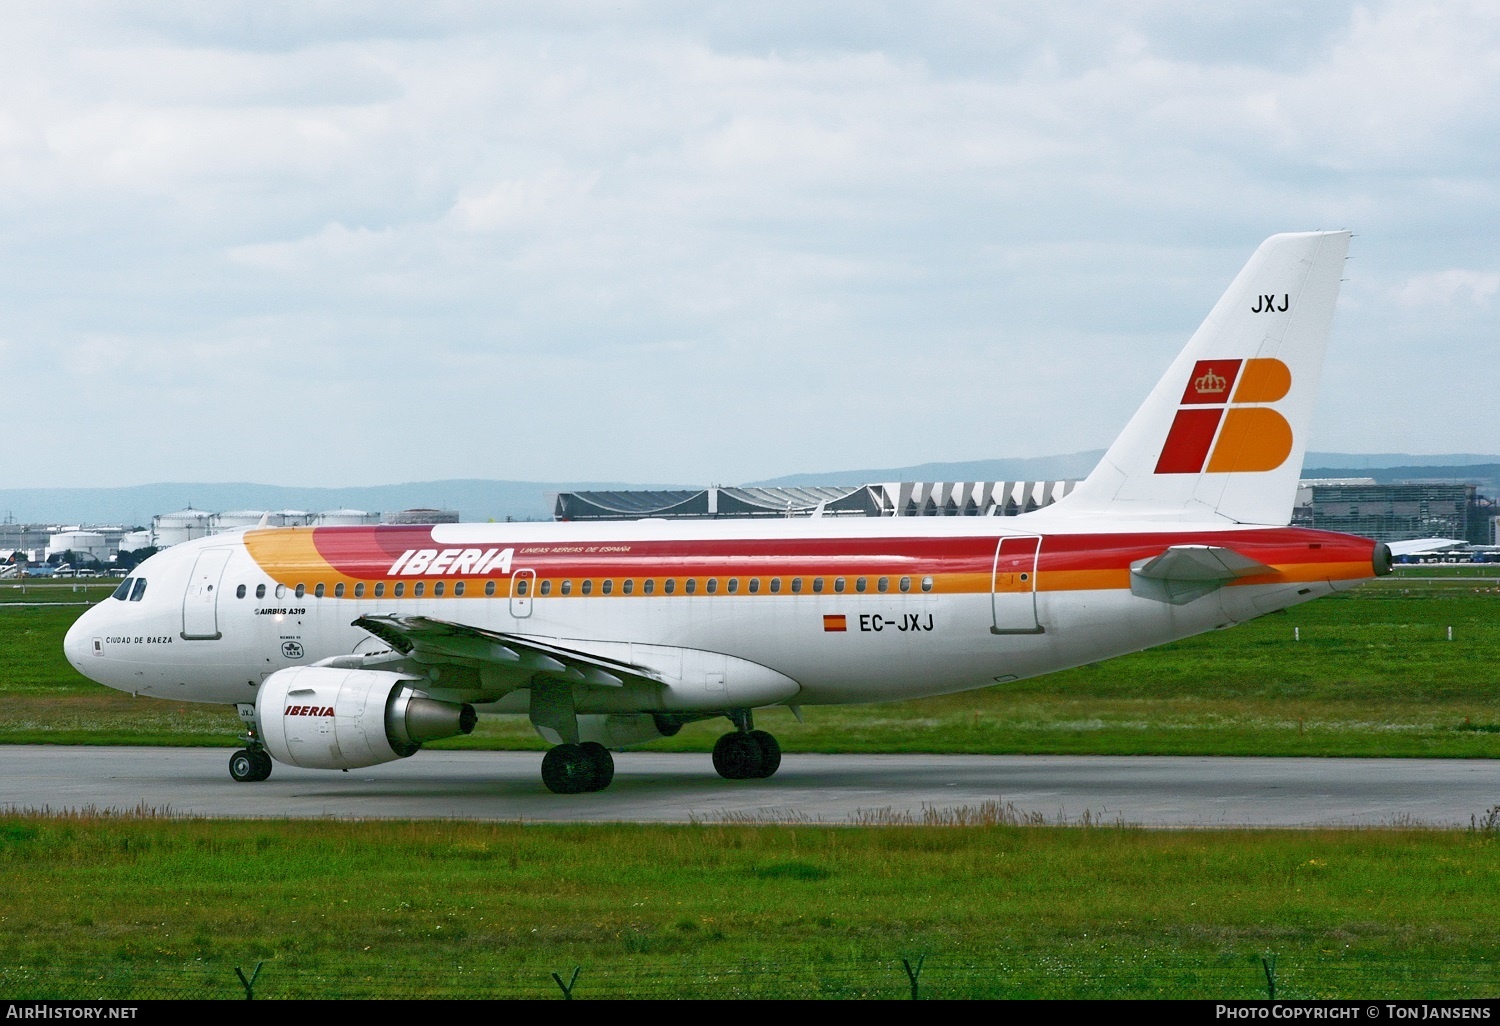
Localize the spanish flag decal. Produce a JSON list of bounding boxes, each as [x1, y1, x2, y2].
[[823, 614, 847, 632]]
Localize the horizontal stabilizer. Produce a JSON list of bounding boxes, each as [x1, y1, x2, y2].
[[1130, 545, 1274, 605], [1133, 545, 1274, 582]]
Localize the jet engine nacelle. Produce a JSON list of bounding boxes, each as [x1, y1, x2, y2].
[[256, 666, 477, 770]]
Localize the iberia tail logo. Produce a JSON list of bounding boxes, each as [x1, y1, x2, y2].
[[1154, 358, 1292, 474]]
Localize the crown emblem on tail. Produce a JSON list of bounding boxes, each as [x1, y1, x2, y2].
[[1193, 368, 1228, 394]]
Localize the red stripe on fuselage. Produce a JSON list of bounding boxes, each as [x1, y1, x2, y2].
[[287, 525, 1374, 583]]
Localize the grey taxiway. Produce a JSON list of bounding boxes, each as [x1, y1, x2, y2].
[[3, 745, 1498, 827]]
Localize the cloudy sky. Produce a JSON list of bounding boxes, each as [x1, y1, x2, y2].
[[1, 2, 1495, 488]]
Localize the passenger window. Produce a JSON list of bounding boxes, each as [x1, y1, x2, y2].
[[623, 580, 633, 595], [454, 581, 464, 596], [130, 579, 147, 602], [791, 578, 803, 594], [560, 581, 572, 596], [275, 584, 286, 599], [394, 582, 405, 597], [812, 578, 824, 593], [354, 582, 365, 597], [643, 580, 654, 595], [112, 578, 132, 600], [602, 580, 613, 595], [314, 583, 325, 598], [235, 584, 246, 599], [856, 577, 867, 593], [749, 578, 760, 593], [665, 579, 675, 594], [433, 581, 444, 597], [685, 579, 697, 594], [922, 576, 934, 593], [517, 578, 529, 596], [414, 582, 425, 597], [539, 580, 551, 596], [878, 577, 889, 593], [334, 583, 345, 598], [295, 584, 306, 599], [706, 579, 717, 594], [834, 577, 846, 593], [485, 580, 496, 596], [900, 576, 911, 593], [727, 579, 738, 594], [375, 583, 385, 598], [770, 578, 781, 593], [256, 584, 266, 599], [581, 580, 592, 595]]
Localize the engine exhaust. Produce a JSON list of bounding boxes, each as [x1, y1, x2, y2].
[[386, 689, 478, 747]]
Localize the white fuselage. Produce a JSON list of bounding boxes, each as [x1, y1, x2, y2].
[[64, 511, 1376, 714]]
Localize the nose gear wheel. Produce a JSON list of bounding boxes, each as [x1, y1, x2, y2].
[[229, 749, 273, 782]]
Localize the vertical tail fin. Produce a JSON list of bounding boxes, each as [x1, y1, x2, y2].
[[1060, 230, 1350, 525]]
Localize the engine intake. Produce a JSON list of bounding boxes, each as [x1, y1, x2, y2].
[[257, 666, 476, 770]]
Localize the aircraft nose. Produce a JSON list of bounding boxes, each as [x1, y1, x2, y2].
[[63, 606, 99, 674]]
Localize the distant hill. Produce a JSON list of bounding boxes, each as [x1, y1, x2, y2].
[[749, 452, 1108, 488], [0, 480, 664, 527], [1301, 464, 1500, 495], [754, 452, 1500, 489], [4, 453, 1495, 525], [1302, 453, 1500, 470]]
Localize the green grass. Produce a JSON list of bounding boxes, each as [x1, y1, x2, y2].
[[4, 576, 1499, 756], [3, 813, 1500, 999], [0, 581, 120, 604]]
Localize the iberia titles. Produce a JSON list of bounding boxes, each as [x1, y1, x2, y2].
[[387, 547, 514, 577]]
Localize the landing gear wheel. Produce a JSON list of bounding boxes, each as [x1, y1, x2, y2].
[[542, 743, 609, 794], [579, 742, 615, 791], [747, 730, 781, 778], [229, 749, 271, 783], [712, 732, 765, 780]]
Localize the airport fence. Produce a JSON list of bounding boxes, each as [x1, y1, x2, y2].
[[3, 954, 1499, 1000]]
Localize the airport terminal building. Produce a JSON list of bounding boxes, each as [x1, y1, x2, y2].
[[1291, 480, 1498, 545], [552, 481, 1080, 521], [555, 478, 1500, 548]]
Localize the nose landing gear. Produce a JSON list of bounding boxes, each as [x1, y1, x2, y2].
[[229, 703, 272, 782], [229, 748, 273, 782]]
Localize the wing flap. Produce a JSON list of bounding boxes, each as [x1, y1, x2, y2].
[[351, 614, 663, 688]]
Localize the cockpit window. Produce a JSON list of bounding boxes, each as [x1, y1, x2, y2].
[[129, 578, 147, 602], [112, 578, 133, 601]]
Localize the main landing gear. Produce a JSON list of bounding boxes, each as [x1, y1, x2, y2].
[[229, 748, 273, 782], [229, 704, 272, 782], [712, 711, 781, 781], [541, 741, 615, 794], [536, 711, 783, 793]]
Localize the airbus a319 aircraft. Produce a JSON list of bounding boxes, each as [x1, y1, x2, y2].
[[65, 231, 1390, 793]]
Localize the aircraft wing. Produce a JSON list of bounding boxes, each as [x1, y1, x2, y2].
[[1130, 544, 1275, 605], [347, 614, 664, 689]]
